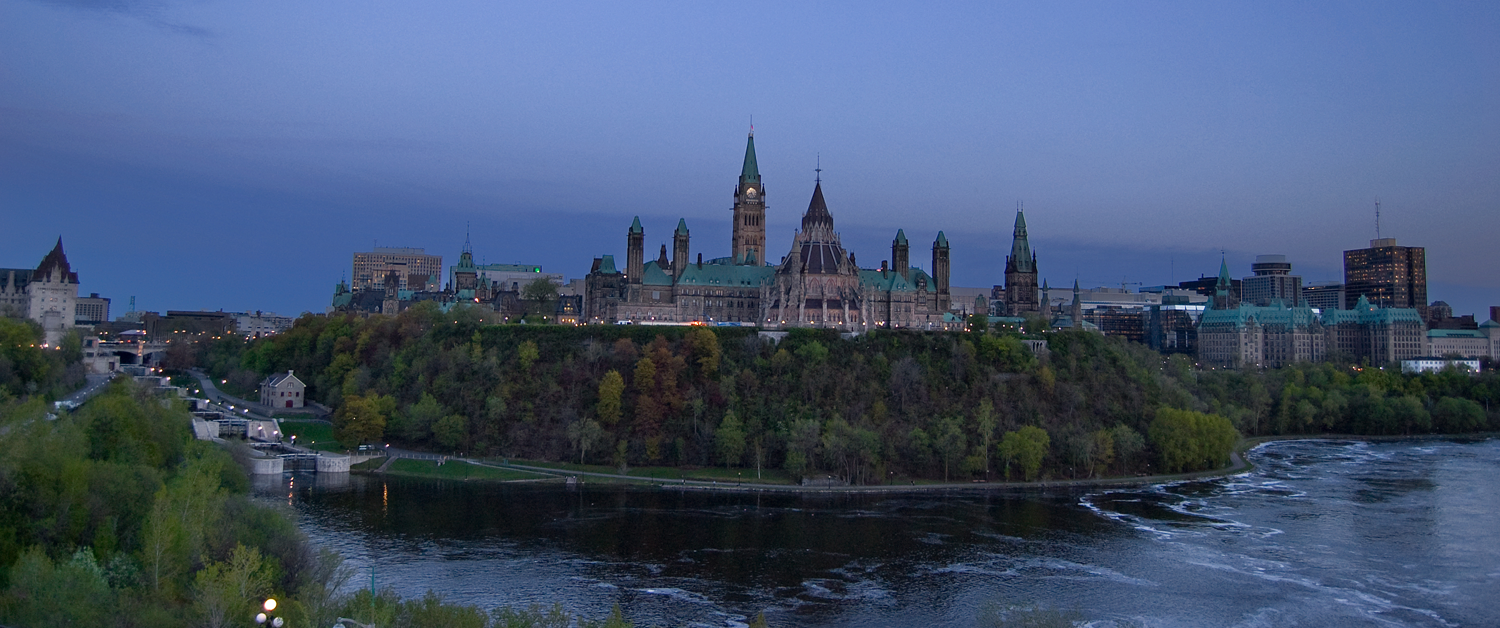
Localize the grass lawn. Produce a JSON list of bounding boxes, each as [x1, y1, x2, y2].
[[387, 458, 556, 482], [277, 421, 347, 451], [351, 458, 385, 471], [505, 459, 795, 484]]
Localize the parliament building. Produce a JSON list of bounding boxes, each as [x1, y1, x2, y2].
[[585, 132, 959, 330]]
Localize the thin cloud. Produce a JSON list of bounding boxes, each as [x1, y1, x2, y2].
[[33, 0, 214, 38]]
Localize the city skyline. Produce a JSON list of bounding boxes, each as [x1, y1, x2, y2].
[[2, 1, 1495, 317]]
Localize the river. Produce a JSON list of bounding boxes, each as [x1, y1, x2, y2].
[[267, 438, 1499, 627]]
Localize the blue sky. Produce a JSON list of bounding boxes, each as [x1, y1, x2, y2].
[[2, 1, 1496, 318]]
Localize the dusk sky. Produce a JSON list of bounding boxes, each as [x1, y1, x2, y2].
[[3, 1, 1496, 319]]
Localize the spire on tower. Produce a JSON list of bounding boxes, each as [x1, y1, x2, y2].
[[740, 130, 760, 184]]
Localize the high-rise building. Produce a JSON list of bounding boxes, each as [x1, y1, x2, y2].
[[1302, 282, 1344, 311], [1343, 238, 1426, 318], [75, 292, 111, 326], [352, 247, 443, 292], [1241, 254, 1303, 307]]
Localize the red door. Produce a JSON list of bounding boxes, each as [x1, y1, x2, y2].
[[286, 400, 293, 408]]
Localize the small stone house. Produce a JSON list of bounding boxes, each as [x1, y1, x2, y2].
[[259, 370, 306, 409]]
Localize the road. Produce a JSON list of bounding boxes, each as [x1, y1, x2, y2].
[[188, 369, 275, 421], [57, 373, 116, 409]]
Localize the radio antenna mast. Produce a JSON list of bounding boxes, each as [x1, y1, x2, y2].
[[1374, 199, 1381, 240]]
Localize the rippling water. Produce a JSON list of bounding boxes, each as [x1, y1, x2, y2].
[[269, 438, 1500, 627]]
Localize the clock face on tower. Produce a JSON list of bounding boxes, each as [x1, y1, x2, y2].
[[746, 188, 758, 198]]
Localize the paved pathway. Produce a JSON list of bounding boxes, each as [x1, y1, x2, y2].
[[188, 369, 276, 420]]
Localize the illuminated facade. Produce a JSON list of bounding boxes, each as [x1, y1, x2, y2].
[[351, 247, 443, 292], [1343, 238, 1426, 318]]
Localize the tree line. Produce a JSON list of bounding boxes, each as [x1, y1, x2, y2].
[[0, 375, 687, 627], [192, 304, 1499, 484]]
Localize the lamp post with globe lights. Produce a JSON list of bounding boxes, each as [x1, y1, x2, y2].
[[254, 598, 284, 627]]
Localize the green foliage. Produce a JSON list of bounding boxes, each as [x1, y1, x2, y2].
[[187, 312, 1497, 484], [998, 426, 1050, 481], [1, 546, 114, 627], [336, 393, 393, 445], [1433, 396, 1485, 433], [1149, 407, 1239, 473], [597, 370, 624, 425], [716, 410, 747, 467], [0, 317, 83, 400]]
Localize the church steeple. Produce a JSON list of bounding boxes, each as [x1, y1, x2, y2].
[[732, 129, 767, 265]]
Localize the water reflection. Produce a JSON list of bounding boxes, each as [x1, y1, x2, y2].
[[272, 438, 1499, 627]]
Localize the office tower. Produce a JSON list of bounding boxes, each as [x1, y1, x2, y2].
[[1343, 238, 1426, 318], [352, 247, 443, 292], [1241, 254, 1303, 306]]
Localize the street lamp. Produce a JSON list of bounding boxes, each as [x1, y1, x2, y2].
[[254, 598, 283, 627]]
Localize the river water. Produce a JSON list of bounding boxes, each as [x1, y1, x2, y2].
[[269, 438, 1500, 627]]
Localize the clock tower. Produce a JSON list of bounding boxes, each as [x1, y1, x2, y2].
[[731, 130, 766, 265]]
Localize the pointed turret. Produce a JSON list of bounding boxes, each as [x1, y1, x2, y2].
[[740, 131, 760, 184], [1071, 279, 1083, 328], [626, 217, 644, 285], [932, 231, 951, 309], [802, 181, 833, 233], [892, 229, 910, 280], [34, 237, 77, 283], [673, 219, 690, 279], [1008, 211, 1033, 273], [1213, 256, 1238, 310]]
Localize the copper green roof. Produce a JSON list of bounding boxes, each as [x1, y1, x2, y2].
[[858, 268, 936, 293], [1217, 257, 1231, 287], [1320, 295, 1424, 324], [629, 216, 643, 235], [1008, 212, 1032, 272], [597, 255, 618, 274], [676, 262, 775, 287], [641, 261, 675, 286], [740, 133, 760, 183], [935, 231, 948, 247], [895, 229, 907, 244], [675, 218, 689, 236], [1427, 328, 1485, 338]]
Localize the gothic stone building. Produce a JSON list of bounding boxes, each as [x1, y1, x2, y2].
[[1, 238, 80, 345], [585, 132, 957, 330], [994, 210, 1040, 316]]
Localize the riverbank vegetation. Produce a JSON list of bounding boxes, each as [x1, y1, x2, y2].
[[0, 317, 84, 402], [0, 379, 688, 627], [193, 304, 1498, 485]]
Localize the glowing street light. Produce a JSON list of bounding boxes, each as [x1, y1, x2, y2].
[[254, 598, 283, 627]]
